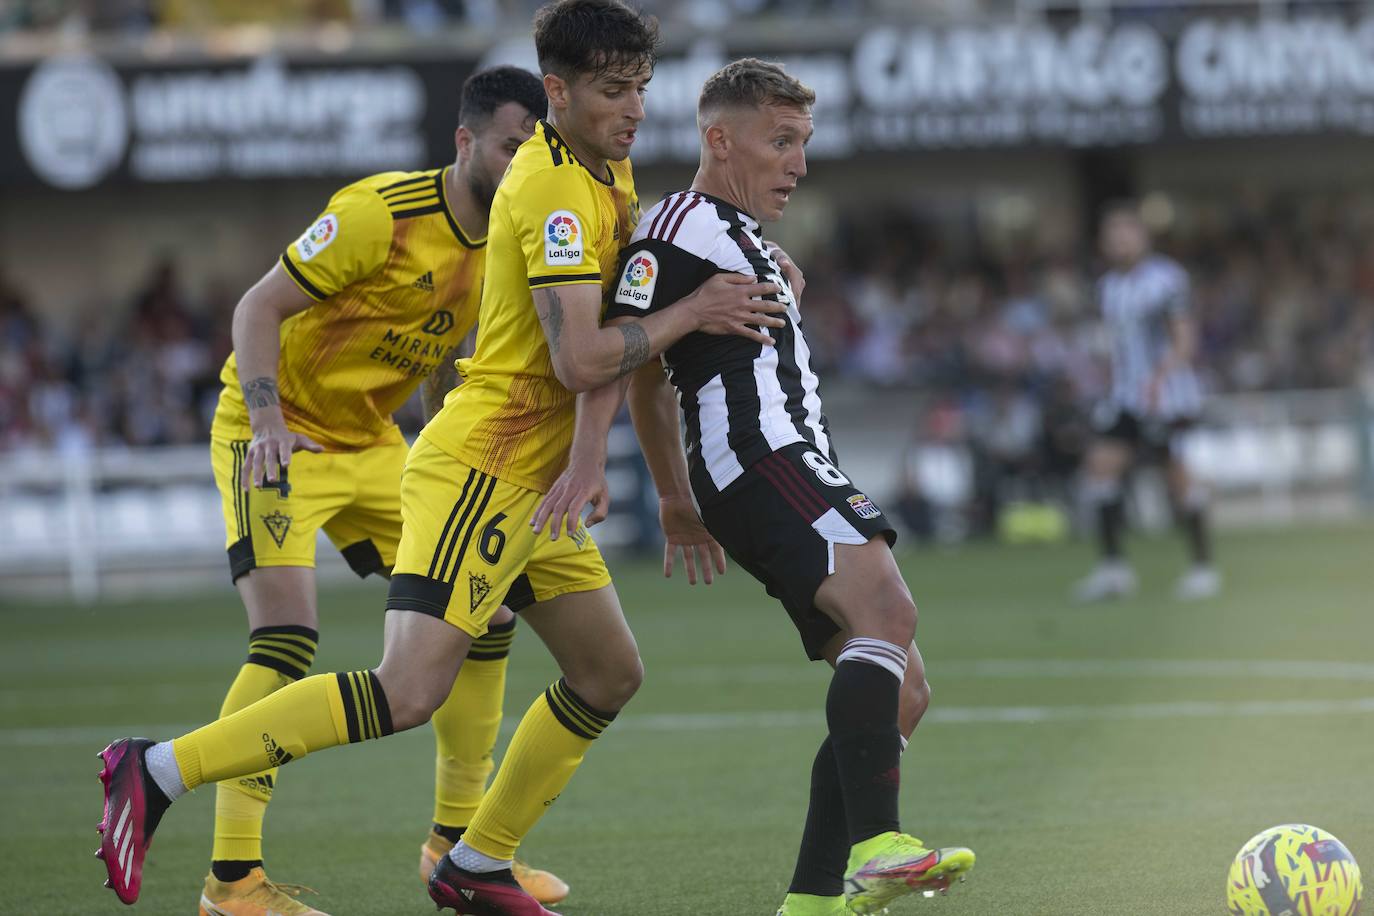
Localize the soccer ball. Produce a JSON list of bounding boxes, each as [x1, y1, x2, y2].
[[1226, 824, 1362, 915]]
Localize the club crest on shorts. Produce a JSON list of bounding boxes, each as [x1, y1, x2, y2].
[[847, 494, 881, 520], [260, 510, 293, 548], [469, 572, 492, 612]]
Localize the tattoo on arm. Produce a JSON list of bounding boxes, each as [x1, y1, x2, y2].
[[535, 288, 565, 355], [616, 323, 651, 378], [241, 377, 279, 409]]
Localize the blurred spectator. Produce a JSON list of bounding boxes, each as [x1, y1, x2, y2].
[[967, 379, 1043, 535], [2, 192, 1370, 470], [1, 261, 226, 453]]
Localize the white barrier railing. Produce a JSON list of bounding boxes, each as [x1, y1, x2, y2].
[[1, 389, 1369, 602], [0, 426, 653, 604]]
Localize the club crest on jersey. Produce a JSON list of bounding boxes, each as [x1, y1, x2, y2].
[[295, 213, 338, 262], [847, 494, 881, 520], [422, 309, 454, 336], [615, 252, 658, 309], [544, 210, 583, 265]]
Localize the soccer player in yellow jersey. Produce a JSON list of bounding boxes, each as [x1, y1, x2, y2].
[[96, 2, 786, 914], [198, 67, 566, 916]]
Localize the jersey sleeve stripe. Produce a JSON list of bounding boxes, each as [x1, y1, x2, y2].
[[377, 173, 436, 194], [528, 273, 601, 287], [665, 194, 704, 243], [383, 190, 440, 208], [279, 253, 328, 301], [391, 203, 445, 220], [649, 192, 687, 240]]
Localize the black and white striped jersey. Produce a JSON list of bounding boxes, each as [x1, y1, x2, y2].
[[603, 190, 834, 504], [1098, 254, 1204, 420]]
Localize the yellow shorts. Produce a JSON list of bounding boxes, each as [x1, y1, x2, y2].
[[385, 435, 612, 638], [211, 437, 406, 582]]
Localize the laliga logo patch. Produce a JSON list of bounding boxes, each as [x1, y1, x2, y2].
[[544, 210, 583, 265], [295, 213, 338, 262], [615, 251, 658, 309]]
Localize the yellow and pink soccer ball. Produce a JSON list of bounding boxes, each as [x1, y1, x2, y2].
[[1227, 824, 1362, 915]]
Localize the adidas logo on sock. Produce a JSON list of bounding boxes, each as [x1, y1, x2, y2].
[[413, 271, 435, 291], [261, 734, 294, 767]]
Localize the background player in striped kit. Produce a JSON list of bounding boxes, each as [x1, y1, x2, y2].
[[1074, 203, 1221, 602], [534, 58, 975, 916]]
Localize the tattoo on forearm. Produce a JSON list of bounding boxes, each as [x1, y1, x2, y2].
[[617, 323, 651, 378], [242, 377, 279, 409], [536, 289, 565, 355]]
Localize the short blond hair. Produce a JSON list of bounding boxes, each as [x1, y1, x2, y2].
[[698, 58, 815, 126]]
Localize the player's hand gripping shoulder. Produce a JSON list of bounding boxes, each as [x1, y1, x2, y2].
[[659, 496, 727, 586], [679, 272, 787, 345]]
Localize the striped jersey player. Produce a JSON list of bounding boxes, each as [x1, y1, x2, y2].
[[1074, 202, 1220, 603]]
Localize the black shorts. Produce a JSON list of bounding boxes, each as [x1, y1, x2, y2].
[[1094, 406, 1196, 462], [698, 443, 896, 661], [501, 574, 537, 614]]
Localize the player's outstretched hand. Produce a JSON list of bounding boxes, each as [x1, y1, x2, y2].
[[532, 459, 610, 541], [659, 495, 727, 585], [765, 241, 805, 301], [241, 419, 323, 489], [686, 272, 786, 346]]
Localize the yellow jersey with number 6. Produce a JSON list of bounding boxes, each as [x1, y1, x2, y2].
[[421, 120, 640, 491]]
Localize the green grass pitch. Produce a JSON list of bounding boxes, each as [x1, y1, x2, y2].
[[3, 523, 1372, 914]]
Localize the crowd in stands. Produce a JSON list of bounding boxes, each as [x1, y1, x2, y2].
[[4, 194, 1370, 461]]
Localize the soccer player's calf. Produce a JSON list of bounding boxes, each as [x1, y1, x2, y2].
[[786, 628, 931, 903]]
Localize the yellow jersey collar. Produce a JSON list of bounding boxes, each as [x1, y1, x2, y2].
[[439, 165, 485, 249], [539, 120, 615, 188]]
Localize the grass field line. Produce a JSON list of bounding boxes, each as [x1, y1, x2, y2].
[[7, 693, 1374, 747], [664, 657, 1374, 685], [8, 657, 1374, 711]]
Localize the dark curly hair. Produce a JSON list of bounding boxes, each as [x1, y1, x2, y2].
[[459, 66, 548, 129], [533, 0, 660, 83]]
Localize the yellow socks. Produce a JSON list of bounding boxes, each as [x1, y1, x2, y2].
[[212, 626, 317, 864], [173, 669, 391, 792], [431, 619, 514, 831], [463, 678, 614, 861]]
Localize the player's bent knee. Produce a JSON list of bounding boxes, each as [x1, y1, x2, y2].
[[899, 676, 931, 736], [567, 653, 643, 714], [372, 664, 454, 731], [860, 590, 916, 647]]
